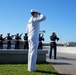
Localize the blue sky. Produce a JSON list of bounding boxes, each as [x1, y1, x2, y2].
[[0, 0, 76, 43]]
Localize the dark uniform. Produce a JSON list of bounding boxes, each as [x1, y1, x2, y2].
[[38, 33, 44, 49], [7, 33, 12, 49], [0, 34, 4, 49], [49, 32, 59, 59], [24, 33, 28, 49], [15, 34, 21, 49]]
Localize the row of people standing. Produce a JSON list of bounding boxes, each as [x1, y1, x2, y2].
[[24, 33, 44, 49], [0, 33, 23, 49], [0, 33, 44, 49]]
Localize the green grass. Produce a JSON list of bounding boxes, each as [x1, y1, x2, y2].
[[0, 63, 59, 75]]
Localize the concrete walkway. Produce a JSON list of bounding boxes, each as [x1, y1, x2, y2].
[[47, 53, 76, 75]]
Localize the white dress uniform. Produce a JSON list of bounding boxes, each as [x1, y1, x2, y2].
[[26, 9, 46, 71]]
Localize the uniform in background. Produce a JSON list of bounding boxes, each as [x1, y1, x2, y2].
[[49, 32, 59, 59], [38, 33, 44, 49], [7, 33, 12, 49], [24, 33, 28, 49], [0, 34, 4, 49], [15, 33, 21, 49]]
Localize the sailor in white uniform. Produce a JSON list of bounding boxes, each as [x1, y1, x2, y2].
[[26, 9, 46, 72]]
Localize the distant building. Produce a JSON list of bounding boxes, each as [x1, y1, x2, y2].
[[62, 42, 76, 46]]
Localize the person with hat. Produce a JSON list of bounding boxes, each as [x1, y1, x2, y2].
[[7, 33, 13, 49], [23, 33, 28, 49], [0, 34, 5, 49], [26, 9, 46, 72], [15, 33, 21, 49], [49, 32, 59, 59]]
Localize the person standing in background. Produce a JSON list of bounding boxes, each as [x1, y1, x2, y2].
[[26, 9, 46, 72], [49, 32, 59, 59], [38, 33, 44, 50], [7, 33, 13, 49], [23, 33, 28, 49], [0, 34, 5, 49], [15, 33, 21, 49]]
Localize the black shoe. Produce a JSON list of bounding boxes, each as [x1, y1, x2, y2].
[[54, 58, 57, 60], [49, 57, 51, 59]]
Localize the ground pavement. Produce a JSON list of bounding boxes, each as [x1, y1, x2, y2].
[[46, 47, 76, 75]]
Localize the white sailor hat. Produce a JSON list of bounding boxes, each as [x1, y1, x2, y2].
[[31, 9, 38, 13]]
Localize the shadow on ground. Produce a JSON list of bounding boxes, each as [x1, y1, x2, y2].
[[58, 57, 76, 61], [36, 70, 58, 75], [36, 70, 72, 75], [59, 73, 72, 75], [49, 62, 72, 65], [46, 55, 76, 61]]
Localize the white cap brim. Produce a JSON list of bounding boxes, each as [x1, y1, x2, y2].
[[31, 9, 38, 13]]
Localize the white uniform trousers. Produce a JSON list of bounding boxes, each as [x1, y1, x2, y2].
[[28, 39, 38, 71]]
